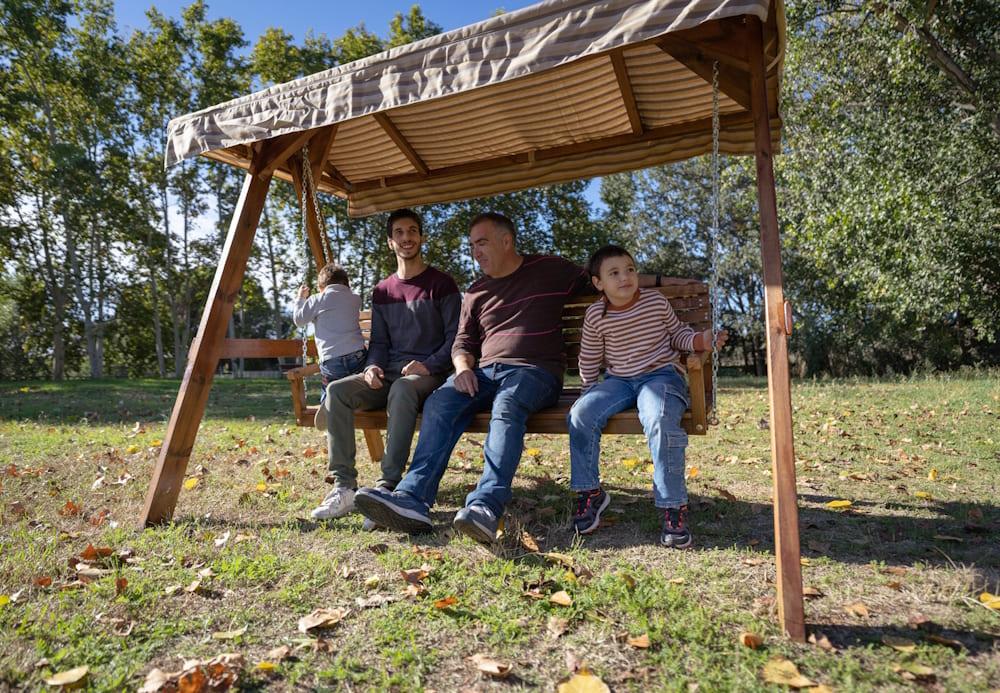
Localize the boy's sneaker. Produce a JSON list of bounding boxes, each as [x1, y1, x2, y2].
[[354, 487, 433, 534], [572, 488, 610, 535], [660, 505, 693, 549], [453, 503, 499, 544], [360, 482, 396, 531], [310, 487, 355, 520]]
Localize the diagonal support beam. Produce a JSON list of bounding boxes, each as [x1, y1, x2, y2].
[[373, 111, 429, 175], [140, 166, 273, 526], [748, 14, 805, 642], [657, 28, 753, 111], [250, 129, 316, 179], [609, 49, 643, 135]]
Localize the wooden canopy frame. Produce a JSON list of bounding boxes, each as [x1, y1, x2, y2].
[[141, 5, 806, 641]]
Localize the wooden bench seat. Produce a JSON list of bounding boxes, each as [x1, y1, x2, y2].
[[277, 282, 715, 462]]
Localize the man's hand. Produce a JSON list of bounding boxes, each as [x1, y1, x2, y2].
[[453, 367, 478, 396], [298, 284, 310, 299], [401, 360, 430, 377], [364, 366, 385, 390]]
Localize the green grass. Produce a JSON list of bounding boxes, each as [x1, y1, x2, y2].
[[1, 373, 998, 691]]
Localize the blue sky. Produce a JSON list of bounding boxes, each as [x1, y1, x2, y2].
[[113, 1, 538, 43]]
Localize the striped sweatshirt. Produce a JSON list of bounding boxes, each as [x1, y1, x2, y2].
[[578, 288, 697, 389]]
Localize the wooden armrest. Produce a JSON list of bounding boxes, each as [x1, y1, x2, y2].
[[285, 363, 321, 380], [685, 351, 711, 371]]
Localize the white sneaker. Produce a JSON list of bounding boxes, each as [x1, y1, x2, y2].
[[361, 517, 381, 531], [310, 487, 355, 520]]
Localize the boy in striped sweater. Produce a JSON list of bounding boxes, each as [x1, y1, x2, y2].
[[567, 245, 726, 548]]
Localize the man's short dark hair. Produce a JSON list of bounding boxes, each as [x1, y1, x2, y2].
[[318, 263, 350, 290], [386, 208, 423, 238], [470, 212, 516, 242]]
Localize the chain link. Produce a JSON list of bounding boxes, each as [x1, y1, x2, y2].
[[298, 147, 314, 395], [301, 144, 335, 264], [708, 61, 721, 426]]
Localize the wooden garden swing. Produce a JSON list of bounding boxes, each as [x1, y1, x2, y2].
[[142, 0, 806, 640]]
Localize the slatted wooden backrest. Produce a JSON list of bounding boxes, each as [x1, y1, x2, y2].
[[561, 283, 711, 370]]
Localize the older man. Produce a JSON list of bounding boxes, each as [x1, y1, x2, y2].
[[355, 212, 672, 542]]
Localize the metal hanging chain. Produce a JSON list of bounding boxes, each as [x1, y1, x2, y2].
[[300, 143, 335, 265], [708, 61, 721, 426], [297, 150, 314, 389]]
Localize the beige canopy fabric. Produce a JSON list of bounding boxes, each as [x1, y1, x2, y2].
[[164, 0, 785, 216]]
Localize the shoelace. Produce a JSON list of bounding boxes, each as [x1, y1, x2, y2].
[[575, 491, 598, 517], [664, 507, 688, 531]]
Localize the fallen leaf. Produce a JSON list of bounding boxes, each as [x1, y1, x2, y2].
[[543, 552, 575, 568], [356, 594, 399, 608], [802, 586, 824, 599], [626, 633, 651, 649], [525, 448, 541, 457], [520, 530, 540, 552], [212, 625, 248, 640], [33, 576, 53, 588], [714, 487, 737, 502], [844, 602, 870, 618], [979, 592, 1000, 610], [214, 531, 231, 548], [881, 634, 916, 652], [433, 596, 458, 609], [913, 490, 932, 500], [297, 608, 348, 633], [557, 668, 610, 693], [400, 567, 430, 584], [933, 534, 964, 542], [885, 580, 903, 591], [547, 615, 569, 637], [363, 576, 380, 589], [115, 577, 127, 596], [825, 500, 852, 510], [808, 631, 836, 652], [126, 445, 140, 455], [470, 653, 512, 679], [0, 595, 9, 609], [184, 579, 202, 594], [549, 590, 573, 607], [265, 645, 292, 662], [255, 661, 277, 672], [619, 573, 637, 589], [740, 631, 764, 649], [44, 665, 89, 687], [183, 477, 200, 490], [687, 466, 699, 478], [58, 501, 81, 517], [892, 663, 936, 681], [923, 633, 965, 651], [927, 468, 938, 481], [79, 544, 113, 561], [761, 658, 816, 688]]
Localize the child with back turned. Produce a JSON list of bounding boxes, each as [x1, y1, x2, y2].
[[567, 245, 726, 548], [293, 263, 367, 415]]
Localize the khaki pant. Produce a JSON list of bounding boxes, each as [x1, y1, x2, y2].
[[324, 371, 445, 489]]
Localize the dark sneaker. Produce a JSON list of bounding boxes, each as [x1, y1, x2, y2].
[[355, 487, 433, 534], [361, 482, 397, 531], [660, 505, 693, 549], [572, 488, 610, 535], [453, 503, 499, 544]]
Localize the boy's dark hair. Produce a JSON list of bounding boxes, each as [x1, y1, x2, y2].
[[386, 208, 423, 238], [318, 263, 350, 290], [469, 212, 517, 242], [587, 244, 634, 279]]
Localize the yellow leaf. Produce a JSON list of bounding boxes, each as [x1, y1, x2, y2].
[[183, 477, 199, 490], [557, 669, 610, 693], [0, 595, 9, 609], [256, 482, 268, 492], [881, 634, 916, 652], [927, 468, 938, 481], [644, 463, 655, 475], [44, 665, 89, 687], [979, 592, 1000, 610], [212, 625, 248, 640], [621, 458, 639, 470], [525, 448, 541, 457], [150, 439, 163, 447], [740, 631, 764, 649], [800, 557, 811, 566], [914, 491, 932, 500], [826, 500, 852, 509], [125, 445, 140, 455], [686, 466, 699, 479], [892, 663, 936, 680], [543, 552, 575, 568], [844, 601, 870, 618], [19, 386, 29, 393], [761, 658, 816, 689], [626, 633, 650, 648], [255, 661, 277, 672], [549, 590, 573, 606]]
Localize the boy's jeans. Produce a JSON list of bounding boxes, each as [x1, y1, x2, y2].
[[567, 364, 690, 508], [318, 348, 367, 405], [394, 363, 561, 516]]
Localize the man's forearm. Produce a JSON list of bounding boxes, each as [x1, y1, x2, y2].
[[452, 352, 476, 372]]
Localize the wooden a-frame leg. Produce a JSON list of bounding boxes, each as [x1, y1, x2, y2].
[[140, 171, 273, 526], [749, 15, 806, 641], [363, 429, 385, 463]]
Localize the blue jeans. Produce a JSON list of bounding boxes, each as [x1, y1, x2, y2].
[[567, 365, 690, 508], [395, 363, 561, 515], [318, 348, 367, 405]]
